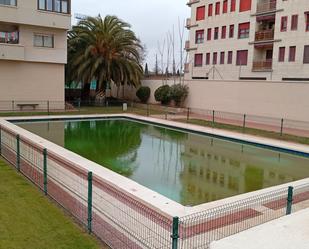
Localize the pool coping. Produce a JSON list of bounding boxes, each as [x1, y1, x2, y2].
[[1, 113, 309, 217]]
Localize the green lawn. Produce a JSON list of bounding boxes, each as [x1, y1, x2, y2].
[[0, 158, 104, 249], [175, 118, 309, 146]]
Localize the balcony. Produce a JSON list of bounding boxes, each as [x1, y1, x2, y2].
[[184, 41, 197, 51], [256, 0, 277, 14], [187, 0, 200, 6], [0, 43, 25, 61], [255, 30, 274, 42], [252, 60, 272, 71], [186, 18, 198, 29]]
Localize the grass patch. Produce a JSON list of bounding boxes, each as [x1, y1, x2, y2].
[[175, 118, 309, 146], [0, 158, 104, 249]]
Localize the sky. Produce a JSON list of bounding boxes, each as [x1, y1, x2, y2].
[[72, 0, 190, 71]]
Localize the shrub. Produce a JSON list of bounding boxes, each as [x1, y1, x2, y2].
[[170, 84, 189, 106], [136, 86, 151, 103], [154, 85, 171, 105]]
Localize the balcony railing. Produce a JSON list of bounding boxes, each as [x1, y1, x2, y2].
[[256, 0, 277, 14], [255, 30, 274, 41], [252, 60, 273, 71]]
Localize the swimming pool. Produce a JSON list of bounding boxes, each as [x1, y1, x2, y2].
[[16, 117, 309, 206]]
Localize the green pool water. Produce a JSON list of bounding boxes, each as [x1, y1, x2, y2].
[[17, 118, 309, 206]]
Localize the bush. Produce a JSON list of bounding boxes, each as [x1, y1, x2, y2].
[[154, 85, 171, 105], [136, 86, 151, 103], [170, 84, 189, 106]]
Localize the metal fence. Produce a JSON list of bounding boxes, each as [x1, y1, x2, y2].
[[1, 105, 309, 248]]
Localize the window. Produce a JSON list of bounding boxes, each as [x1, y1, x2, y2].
[[306, 12, 309, 31], [278, 47, 285, 62], [0, 0, 16, 6], [0, 30, 19, 44], [228, 51, 233, 64], [291, 15, 298, 30], [239, 0, 251, 12], [238, 22, 250, 39], [281, 16, 288, 32], [220, 52, 225, 64], [229, 24, 234, 38], [213, 52, 218, 64], [38, 0, 70, 14], [215, 2, 220, 15], [194, 54, 203, 66], [195, 30, 204, 44], [196, 6, 205, 21], [206, 53, 210, 65], [231, 0, 236, 12], [34, 34, 54, 48], [223, 0, 228, 13], [207, 28, 212, 40], [236, 50, 248, 65], [289, 46, 296, 62], [208, 4, 213, 16], [304, 45, 309, 63], [214, 27, 219, 40], [221, 26, 226, 39]]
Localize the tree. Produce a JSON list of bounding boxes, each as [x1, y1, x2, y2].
[[154, 54, 159, 75], [144, 63, 149, 77], [67, 15, 144, 94]]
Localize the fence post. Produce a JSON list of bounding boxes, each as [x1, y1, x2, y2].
[[280, 118, 284, 136], [47, 101, 50, 115], [12, 100, 14, 112], [171, 216, 179, 249], [186, 108, 190, 122], [16, 134, 20, 171], [212, 110, 215, 126], [43, 148, 48, 195], [0, 125, 2, 156], [243, 114, 246, 132], [87, 171, 93, 234], [286, 186, 294, 215]]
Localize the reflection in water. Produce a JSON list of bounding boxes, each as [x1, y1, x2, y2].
[[18, 119, 309, 206]]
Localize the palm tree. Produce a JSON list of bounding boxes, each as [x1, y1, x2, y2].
[[67, 15, 144, 94]]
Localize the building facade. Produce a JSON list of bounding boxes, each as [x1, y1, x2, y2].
[[0, 0, 71, 110], [184, 0, 309, 81]]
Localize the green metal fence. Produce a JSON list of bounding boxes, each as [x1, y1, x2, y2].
[[0, 122, 308, 249]]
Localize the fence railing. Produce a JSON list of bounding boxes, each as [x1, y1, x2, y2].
[[1, 116, 309, 248]]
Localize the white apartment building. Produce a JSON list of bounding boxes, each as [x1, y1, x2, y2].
[[0, 0, 71, 110], [184, 0, 309, 81]]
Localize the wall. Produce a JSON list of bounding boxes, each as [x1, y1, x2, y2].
[[128, 79, 309, 122], [0, 60, 64, 110]]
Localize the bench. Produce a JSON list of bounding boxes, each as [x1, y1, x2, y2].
[[17, 103, 39, 111]]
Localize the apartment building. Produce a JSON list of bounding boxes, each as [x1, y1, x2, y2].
[[0, 0, 71, 110], [184, 0, 309, 81]]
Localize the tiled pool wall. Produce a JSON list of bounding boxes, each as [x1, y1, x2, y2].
[[2, 114, 309, 249]]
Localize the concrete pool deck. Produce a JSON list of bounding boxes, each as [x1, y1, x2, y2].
[[2, 113, 309, 217]]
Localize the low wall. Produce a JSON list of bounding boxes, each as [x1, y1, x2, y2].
[[129, 79, 309, 122]]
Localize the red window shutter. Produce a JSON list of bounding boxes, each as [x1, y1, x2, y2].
[[215, 2, 220, 15], [214, 27, 219, 39], [306, 13, 309, 31], [228, 51, 233, 64], [289, 46, 296, 62], [220, 52, 225, 64], [236, 50, 248, 65], [206, 53, 210, 65], [278, 47, 285, 62], [221, 26, 226, 39], [291, 15, 298, 30], [207, 28, 212, 40], [196, 6, 205, 21], [238, 22, 250, 38], [281, 16, 288, 31], [208, 4, 213, 16], [223, 0, 228, 13], [304, 45, 309, 63], [194, 53, 203, 66], [231, 0, 236, 12], [239, 22, 250, 30], [213, 52, 217, 65], [229, 24, 234, 38], [239, 0, 252, 12]]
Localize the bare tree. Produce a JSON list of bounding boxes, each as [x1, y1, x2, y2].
[[178, 17, 186, 84], [157, 39, 165, 84]]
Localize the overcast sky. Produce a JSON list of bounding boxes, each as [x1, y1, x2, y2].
[[72, 0, 189, 70]]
